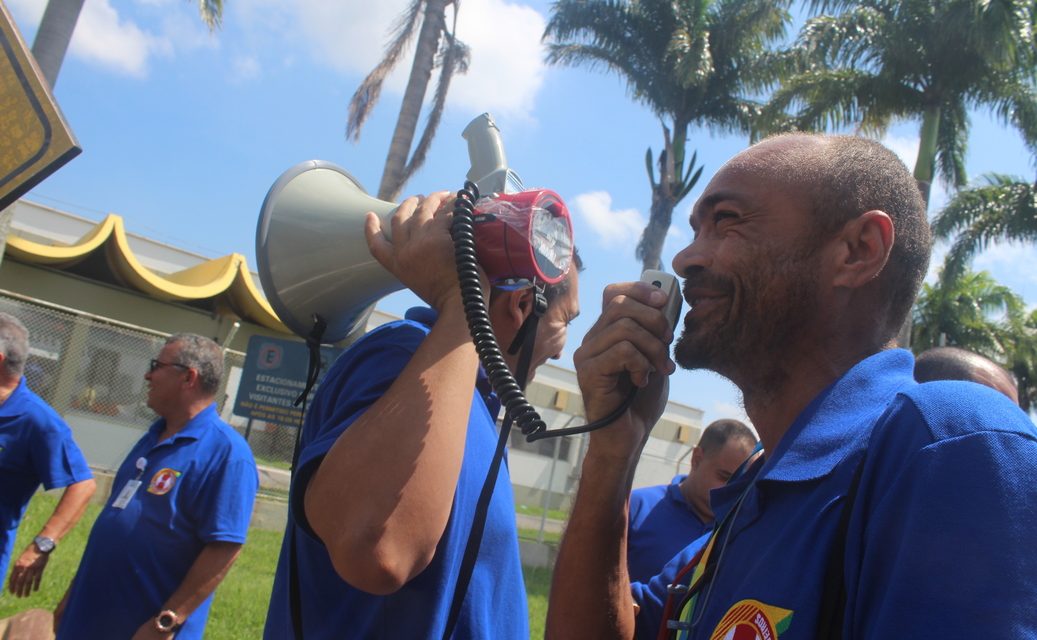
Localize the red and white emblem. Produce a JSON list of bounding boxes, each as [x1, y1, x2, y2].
[[147, 468, 181, 495]]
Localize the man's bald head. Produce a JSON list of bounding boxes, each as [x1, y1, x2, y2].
[[915, 347, 1019, 405]]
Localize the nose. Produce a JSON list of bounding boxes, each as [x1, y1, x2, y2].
[[671, 234, 710, 276]]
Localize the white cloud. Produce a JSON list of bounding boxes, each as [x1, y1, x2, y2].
[[973, 242, 1037, 288], [231, 55, 261, 82], [6, 0, 45, 26], [880, 133, 919, 173], [64, 0, 172, 78], [451, 0, 546, 118], [10, 0, 222, 79], [288, 0, 546, 119], [571, 191, 646, 248]]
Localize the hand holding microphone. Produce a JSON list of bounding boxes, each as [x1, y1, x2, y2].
[[573, 272, 680, 458]]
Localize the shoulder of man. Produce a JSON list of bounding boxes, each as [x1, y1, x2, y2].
[[897, 380, 1035, 442], [859, 380, 1036, 492], [18, 386, 74, 438]]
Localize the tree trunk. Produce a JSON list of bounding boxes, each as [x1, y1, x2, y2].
[[912, 105, 941, 207], [377, 0, 448, 202], [900, 105, 942, 348], [640, 194, 674, 272], [638, 124, 677, 272], [30, 0, 86, 88]]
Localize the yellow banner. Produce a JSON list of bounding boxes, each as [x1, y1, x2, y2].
[[0, 1, 80, 211]]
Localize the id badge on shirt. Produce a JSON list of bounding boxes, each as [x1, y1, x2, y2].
[[112, 479, 141, 509]]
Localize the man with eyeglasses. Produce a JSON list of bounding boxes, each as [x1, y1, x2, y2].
[[55, 333, 258, 639], [0, 312, 95, 601]]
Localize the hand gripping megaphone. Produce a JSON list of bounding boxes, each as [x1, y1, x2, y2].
[[255, 113, 574, 345]]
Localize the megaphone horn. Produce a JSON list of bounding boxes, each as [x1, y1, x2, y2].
[[256, 160, 402, 344]]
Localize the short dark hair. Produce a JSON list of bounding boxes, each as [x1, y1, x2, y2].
[[0, 313, 29, 377], [698, 419, 757, 456], [544, 246, 584, 304], [915, 346, 1014, 386], [744, 134, 932, 342], [166, 333, 224, 396]]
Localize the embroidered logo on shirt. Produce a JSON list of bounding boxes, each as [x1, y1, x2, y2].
[[709, 599, 793, 640], [147, 468, 182, 495]]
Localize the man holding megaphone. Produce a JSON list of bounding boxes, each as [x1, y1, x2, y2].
[[264, 190, 580, 639]]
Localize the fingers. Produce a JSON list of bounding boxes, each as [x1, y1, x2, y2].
[[364, 211, 392, 268], [8, 565, 34, 598], [586, 282, 676, 382]]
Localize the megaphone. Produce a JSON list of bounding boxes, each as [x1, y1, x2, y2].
[[256, 113, 574, 345]]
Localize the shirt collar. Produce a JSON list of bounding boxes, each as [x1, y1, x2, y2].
[[757, 349, 916, 484], [0, 378, 27, 414], [148, 403, 218, 444], [666, 474, 690, 505]]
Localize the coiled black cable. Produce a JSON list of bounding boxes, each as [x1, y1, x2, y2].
[[450, 181, 639, 443], [450, 181, 548, 438], [444, 180, 640, 639]]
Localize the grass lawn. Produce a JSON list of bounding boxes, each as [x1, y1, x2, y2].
[[1, 493, 556, 638]]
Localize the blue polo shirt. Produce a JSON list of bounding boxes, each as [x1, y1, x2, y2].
[[627, 475, 710, 584], [632, 349, 1037, 639], [0, 378, 92, 582], [58, 404, 257, 640], [264, 307, 529, 639]]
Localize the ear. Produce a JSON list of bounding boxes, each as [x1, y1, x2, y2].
[[490, 288, 535, 330], [690, 446, 704, 471], [182, 367, 200, 390], [830, 210, 894, 289]]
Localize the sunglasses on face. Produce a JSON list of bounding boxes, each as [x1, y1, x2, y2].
[[148, 359, 190, 373]]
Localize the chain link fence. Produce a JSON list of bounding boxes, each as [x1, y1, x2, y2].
[[0, 292, 297, 471]]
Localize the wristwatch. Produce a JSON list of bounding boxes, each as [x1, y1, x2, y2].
[[33, 535, 56, 554], [155, 610, 181, 633]]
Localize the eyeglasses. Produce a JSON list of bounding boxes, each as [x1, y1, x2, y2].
[[148, 359, 190, 373]]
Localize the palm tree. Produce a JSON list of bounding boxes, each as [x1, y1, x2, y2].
[[931, 172, 1037, 282], [763, 0, 1037, 204], [346, 0, 470, 202], [912, 268, 1025, 357], [1003, 308, 1037, 413], [543, 0, 792, 272], [31, 0, 224, 88]]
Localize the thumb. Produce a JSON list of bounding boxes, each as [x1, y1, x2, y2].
[[364, 211, 392, 268]]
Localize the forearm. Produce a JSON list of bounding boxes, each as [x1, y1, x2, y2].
[[160, 542, 242, 621], [306, 301, 481, 592], [546, 437, 641, 639], [39, 478, 96, 541], [8, 479, 97, 597]]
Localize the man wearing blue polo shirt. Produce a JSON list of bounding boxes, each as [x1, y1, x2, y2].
[[264, 192, 581, 639], [0, 313, 95, 598], [626, 419, 755, 583], [548, 134, 1037, 639], [56, 333, 258, 639]]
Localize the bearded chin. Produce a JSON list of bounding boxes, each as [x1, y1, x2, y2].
[[674, 321, 733, 373]]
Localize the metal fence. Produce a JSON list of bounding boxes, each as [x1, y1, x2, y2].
[[0, 292, 297, 471]]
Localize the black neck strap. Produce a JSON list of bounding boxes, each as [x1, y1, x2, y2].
[[441, 301, 543, 640]]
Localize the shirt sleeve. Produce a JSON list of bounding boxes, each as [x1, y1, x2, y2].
[[193, 445, 259, 543], [850, 397, 1037, 638], [30, 415, 93, 490], [631, 532, 710, 639], [289, 323, 427, 540]]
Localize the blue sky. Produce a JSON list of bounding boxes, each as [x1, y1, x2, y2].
[[9, 0, 1037, 428]]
